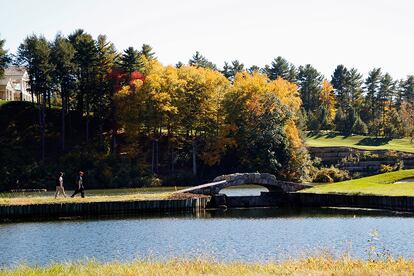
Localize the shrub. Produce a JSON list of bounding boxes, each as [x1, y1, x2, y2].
[[313, 166, 350, 183], [379, 164, 394, 173]]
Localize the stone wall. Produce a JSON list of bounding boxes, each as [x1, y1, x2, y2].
[[0, 198, 210, 220], [308, 146, 414, 174]]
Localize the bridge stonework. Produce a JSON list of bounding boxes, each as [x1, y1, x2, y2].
[[178, 173, 310, 196]]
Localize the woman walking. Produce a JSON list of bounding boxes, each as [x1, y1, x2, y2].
[[55, 172, 67, 198]]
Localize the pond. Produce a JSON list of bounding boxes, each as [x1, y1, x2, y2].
[[1, 192, 414, 267]]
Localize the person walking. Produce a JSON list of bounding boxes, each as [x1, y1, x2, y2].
[[55, 172, 67, 198], [71, 171, 85, 198]]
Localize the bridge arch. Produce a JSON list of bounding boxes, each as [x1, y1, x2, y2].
[[178, 173, 310, 196]]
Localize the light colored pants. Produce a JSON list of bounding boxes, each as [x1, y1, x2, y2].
[[55, 186, 67, 198]]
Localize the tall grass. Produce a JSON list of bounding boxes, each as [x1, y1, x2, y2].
[[2, 257, 414, 275]]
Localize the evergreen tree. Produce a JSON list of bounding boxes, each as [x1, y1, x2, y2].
[[378, 73, 396, 131], [331, 65, 363, 112], [95, 35, 118, 148], [0, 37, 8, 78], [247, 65, 261, 74], [51, 34, 76, 152], [140, 44, 156, 60], [119, 47, 141, 75], [69, 30, 98, 143], [297, 64, 323, 115], [221, 60, 244, 81], [188, 51, 217, 70], [17, 35, 54, 161], [264, 56, 296, 82], [402, 75, 414, 104], [363, 68, 382, 125]]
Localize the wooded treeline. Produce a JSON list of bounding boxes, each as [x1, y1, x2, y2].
[[0, 30, 413, 189]]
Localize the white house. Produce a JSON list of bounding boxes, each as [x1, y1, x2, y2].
[[0, 67, 32, 102]]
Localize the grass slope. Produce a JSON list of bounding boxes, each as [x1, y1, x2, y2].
[[303, 169, 414, 196], [2, 258, 414, 275], [305, 133, 414, 153]]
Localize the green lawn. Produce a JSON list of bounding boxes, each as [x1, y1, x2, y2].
[[305, 133, 414, 153], [303, 169, 414, 196]]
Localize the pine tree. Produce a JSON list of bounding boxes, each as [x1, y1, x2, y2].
[[0, 37, 8, 78], [297, 64, 323, 113], [363, 68, 382, 125], [188, 51, 217, 70], [95, 35, 118, 148], [221, 60, 244, 81], [69, 30, 98, 143], [402, 75, 414, 104], [17, 35, 54, 161], [51, 34, 76, 152], [264, 56, 296, 82], [378, 73, 396, 132], [140, 44, 156, 60], [119, 47, 141, 75]]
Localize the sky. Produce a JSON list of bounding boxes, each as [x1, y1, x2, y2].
[[2, 0, 414, 79]]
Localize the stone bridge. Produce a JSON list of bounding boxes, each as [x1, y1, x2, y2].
[[178, 173, 311, 196]]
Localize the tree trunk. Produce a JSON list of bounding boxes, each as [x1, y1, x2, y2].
[[40, 92, 46, 162], [60, 87, 65, 152], [109, 85, 117, 156], [48, 92, 51, 110], [85, 97, 89, 143], [151, 139, 155, 174], [192, 136, 197, 176]]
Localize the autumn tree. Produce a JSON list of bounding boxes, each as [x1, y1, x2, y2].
[[223, 72, 312, 181], [400, 101, 414, 142], [318, 80, 336, 130]]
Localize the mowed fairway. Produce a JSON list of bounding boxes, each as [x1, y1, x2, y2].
[[303, 170, 414, 196], [305, 133, 414, 153]]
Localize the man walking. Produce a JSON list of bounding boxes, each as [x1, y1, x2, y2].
[[71, 171, 85, 198], [55, 172, 67, 198]]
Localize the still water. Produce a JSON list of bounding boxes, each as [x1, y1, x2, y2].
[[1, 187, 414, 267]]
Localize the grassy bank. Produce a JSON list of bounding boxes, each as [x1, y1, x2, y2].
[[305, 133, 414, 153], [2, 258, 414, 275], [303, 169, 414, 196], [0, 191, 203, 206]]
